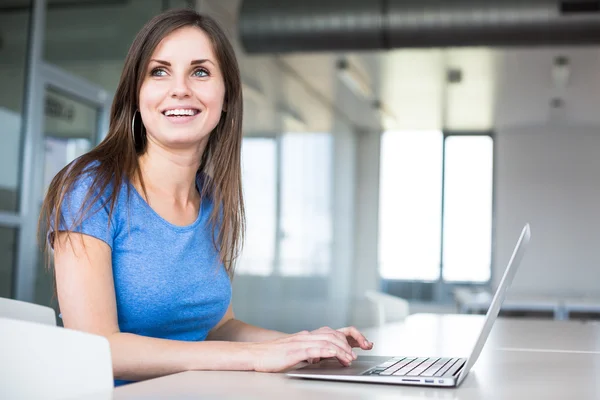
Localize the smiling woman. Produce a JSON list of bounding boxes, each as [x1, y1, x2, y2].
[[37, 8, 372, 387]]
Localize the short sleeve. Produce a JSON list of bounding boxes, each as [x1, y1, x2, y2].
[[50, 173, 116, 249]]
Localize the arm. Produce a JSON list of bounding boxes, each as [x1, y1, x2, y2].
[[54, 232, 255, 381], [206, 304, 290, 342], [55, 232, 360, 380]]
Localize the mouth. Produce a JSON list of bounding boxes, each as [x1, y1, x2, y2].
[[161, 108, 201, 124], [161, 108, 201, 117]]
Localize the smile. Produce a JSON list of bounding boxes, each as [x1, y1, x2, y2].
[[162, 108, 201, 117]]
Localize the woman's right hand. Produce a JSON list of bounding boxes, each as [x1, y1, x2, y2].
[[250, 329, 358, 373]]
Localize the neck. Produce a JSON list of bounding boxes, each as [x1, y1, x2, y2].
[[137, 138, 207, 204]]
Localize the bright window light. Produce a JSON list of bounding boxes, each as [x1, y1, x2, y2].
[[378, 130, 443, 281], [279, 133, 333, 277], [237, 138, 277, 276], [442, 135, 493, 282]]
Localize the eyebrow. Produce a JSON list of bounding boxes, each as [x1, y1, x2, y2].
[[149, 59, 215, 67]]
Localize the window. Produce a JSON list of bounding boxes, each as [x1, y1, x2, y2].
[[237, 138, 277, 276], [442, 135, 493, 282], [237, 133, 334, 277], [279, 133, 333, 277], [378, 131, 493, 287], [378, 130, 443, 281]]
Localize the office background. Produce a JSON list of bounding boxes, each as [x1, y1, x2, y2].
[[1, 0, 599, 333]]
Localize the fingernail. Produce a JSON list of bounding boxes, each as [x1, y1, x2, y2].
[[329, 349, 337, 355], [352, 351, 357, 359], [346, 354, 353, 362]]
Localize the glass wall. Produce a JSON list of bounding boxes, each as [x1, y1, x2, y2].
[[44, 0, 165, 94], [0, 1, 32, 297]]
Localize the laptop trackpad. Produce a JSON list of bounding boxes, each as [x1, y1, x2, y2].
[[293, 356, 389, 376]]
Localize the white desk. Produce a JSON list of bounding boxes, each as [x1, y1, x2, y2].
[[113, 314, 600, 400], [454, 289, 600, 321], [365, 313, 600, 354]]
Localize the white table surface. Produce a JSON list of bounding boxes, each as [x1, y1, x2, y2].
[[110, 313, 600, 400], [363, 313, 600, 355]]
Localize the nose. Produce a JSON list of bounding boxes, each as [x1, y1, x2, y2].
[[170, 75, 191, 99]]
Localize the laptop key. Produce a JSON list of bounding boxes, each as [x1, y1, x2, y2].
[[421, 358, 452, 377], [407, 358, 440, 376], [376, 357, 405, 370], [380, 358, 416, 376], [393, 357, 428, 376], [446, 359, 466, 377], [436, 358, 460, 377]]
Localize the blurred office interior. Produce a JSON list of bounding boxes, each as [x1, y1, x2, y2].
[[2, 0, 600, 332]]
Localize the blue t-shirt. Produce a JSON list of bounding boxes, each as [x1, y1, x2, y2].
[[55, 168, 232, 387]]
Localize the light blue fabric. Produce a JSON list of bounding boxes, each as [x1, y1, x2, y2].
[[54, 167, 232, 387]]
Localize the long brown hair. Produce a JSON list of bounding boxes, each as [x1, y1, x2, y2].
[[39, 9, 245, 277]]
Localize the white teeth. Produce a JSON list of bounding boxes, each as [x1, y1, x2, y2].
[[164, 108, 198, 116]]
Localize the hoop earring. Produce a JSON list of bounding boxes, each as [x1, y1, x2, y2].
[[131, 110, 138, 145], [132, 109, 146, 147]]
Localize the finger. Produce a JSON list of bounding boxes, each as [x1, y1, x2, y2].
[[304, 341, 354, 366], [304, 333, 356, 359], [290, 346, 352, 367], [314, 327, 351, 348], [338, 326, 373, 350]]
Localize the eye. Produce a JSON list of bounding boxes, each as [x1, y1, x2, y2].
[[193, 68, 209, 78], [150, 68, 168, 77]]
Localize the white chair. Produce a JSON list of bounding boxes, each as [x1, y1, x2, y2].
[[0, 317, 113, 400], [0, 296, 56, 325], [364, 290, 410, 326]]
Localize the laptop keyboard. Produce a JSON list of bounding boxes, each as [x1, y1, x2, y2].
[[364, 357, 460, 377]]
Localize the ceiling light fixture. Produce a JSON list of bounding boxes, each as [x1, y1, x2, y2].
[[336, 58, 374, 101]]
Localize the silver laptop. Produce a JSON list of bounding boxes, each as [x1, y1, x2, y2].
[[287, 224, 531, 388]]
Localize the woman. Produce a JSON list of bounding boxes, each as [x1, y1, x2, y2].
[[39, 8, 373, 386]]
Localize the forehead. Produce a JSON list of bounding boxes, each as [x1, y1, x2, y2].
[[151, 26, 216, 61]]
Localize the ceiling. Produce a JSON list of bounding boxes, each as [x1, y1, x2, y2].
[[2, 0, 600, 135]]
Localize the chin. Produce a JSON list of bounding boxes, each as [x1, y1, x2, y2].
[[163, 133, 210, 149]]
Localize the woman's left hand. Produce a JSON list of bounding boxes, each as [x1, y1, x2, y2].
[[303, 325, 373, 365]]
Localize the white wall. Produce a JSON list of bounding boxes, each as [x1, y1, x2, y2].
[[494, 124, 600, 297], [492, 47, 600, 298]]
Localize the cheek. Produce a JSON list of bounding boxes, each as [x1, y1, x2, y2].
[[198, 83, 226, 109], [139, 83, 166, 113]]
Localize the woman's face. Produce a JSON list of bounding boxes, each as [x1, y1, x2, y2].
[[138, 26, 226, 151]]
